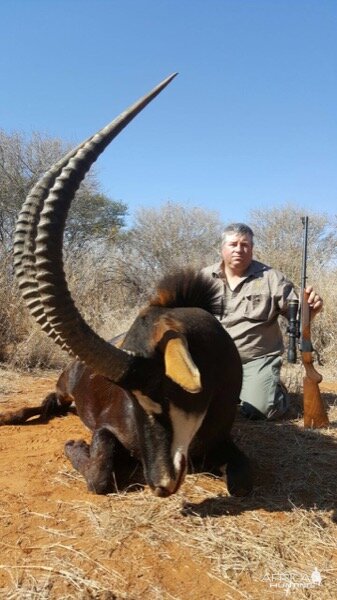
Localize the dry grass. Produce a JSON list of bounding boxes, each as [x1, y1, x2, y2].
[[2, 469, 337, 599], [0, 366, 22, 396], [1, 378, 336, 599]]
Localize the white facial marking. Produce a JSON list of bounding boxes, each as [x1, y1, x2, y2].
[[132, 390, 163, 414], [169, 404, 206, 471], [124, 349, 136, 356]]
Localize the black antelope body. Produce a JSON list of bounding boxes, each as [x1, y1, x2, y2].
[[1, 75, 252, 498]]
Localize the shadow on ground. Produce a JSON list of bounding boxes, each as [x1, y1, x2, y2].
[[181, 391, 337, 519]]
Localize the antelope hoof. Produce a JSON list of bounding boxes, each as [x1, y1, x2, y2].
[[64, 439, 89, 459], [226, 463, 253, 497]]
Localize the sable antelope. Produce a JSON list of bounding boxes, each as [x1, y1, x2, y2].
[[2, 75, 252, 498]]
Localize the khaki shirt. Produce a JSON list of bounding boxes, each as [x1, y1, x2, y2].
[[201, 260, 297, 364]]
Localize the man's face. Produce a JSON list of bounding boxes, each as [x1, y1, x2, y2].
[[221, 233, 253, 274]]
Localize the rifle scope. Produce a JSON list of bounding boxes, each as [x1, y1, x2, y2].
[[287, 298, 299, 363]]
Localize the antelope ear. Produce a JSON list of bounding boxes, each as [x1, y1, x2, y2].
[[164, 336, 202, 393]]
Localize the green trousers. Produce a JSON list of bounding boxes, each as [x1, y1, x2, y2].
[[240, 355, 289, 420]]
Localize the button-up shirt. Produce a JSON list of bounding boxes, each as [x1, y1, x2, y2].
[[201, 260, 297, 364]]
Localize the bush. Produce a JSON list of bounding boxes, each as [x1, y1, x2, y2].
[[2, 199, 337, 373]]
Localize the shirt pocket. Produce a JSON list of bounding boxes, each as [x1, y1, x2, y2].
[[243, 294, 271, 321]]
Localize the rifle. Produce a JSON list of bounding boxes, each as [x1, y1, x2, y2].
[[287, 216, 329, 428]]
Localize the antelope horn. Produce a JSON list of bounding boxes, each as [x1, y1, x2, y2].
[[14, 134, 98, 351], [15, 73, 177, 380]]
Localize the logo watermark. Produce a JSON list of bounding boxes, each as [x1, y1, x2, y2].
[[261, 568, 322, 593]]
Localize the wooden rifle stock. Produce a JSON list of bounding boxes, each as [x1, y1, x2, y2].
[[299, 216, 328, 428], [301, 289, 329, 428]]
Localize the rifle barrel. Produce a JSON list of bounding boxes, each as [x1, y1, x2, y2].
[[301, 216, 309, 291]]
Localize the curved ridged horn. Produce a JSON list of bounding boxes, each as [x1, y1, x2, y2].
[[17, 73, 177, 381], [14, 134, 96, 351]]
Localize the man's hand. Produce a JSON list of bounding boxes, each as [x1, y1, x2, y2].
[[305, 286, 323, 317]]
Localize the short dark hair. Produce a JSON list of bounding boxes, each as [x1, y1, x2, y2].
[[221, 223, 254, 246]]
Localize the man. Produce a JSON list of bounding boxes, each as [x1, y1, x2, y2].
[[202, 223, 323, 420]]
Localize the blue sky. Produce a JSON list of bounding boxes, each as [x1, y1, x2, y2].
[[1, 0, 336, 225]]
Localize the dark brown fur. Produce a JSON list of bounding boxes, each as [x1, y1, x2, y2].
[[1, 271, 252, 497]]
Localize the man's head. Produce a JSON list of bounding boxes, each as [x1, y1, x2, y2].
[[221, 223, 254, 275]]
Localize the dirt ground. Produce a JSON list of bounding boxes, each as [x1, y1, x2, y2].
[[0, 367, 337, 599]]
